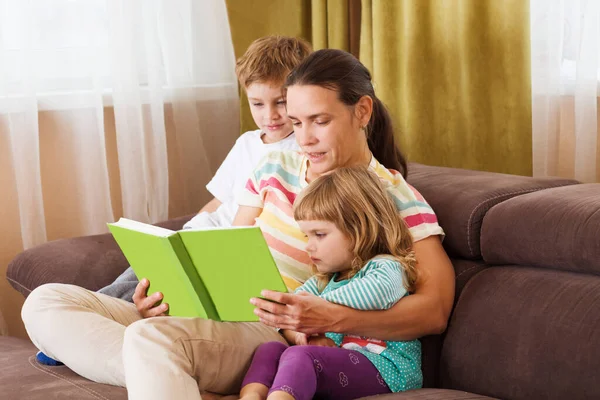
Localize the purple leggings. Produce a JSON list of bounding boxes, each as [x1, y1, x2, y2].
[[242, 341, 391, 400]]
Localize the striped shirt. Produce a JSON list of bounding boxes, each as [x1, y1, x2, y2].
[[238, 151, 444, 290], [296, 257, 422, 392]]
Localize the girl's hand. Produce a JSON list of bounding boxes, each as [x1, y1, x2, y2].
[[281, 329, 308, 345], [295, 332, 308, 345], [132, 278, 169, 318], [251, 291, 342, 335], [307, 335, 337, 347]]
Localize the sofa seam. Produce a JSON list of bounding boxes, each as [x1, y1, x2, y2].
[[466, 186, 563, 258], [455, 265, 484, 279], [6, 276, 32, 294], [28, 356, 110, 400]]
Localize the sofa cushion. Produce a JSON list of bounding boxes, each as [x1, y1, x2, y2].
[[481, 184, 600, 275], [406, 163, 578, 260], [6, 215, 194, 297], [0, 336, 235, 399], [451, 259, 487, 304], [440, 266, 600, 400], [358, 388, 497, 399]]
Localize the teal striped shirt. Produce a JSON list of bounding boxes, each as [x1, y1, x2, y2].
[[295, 257, 423, 392]]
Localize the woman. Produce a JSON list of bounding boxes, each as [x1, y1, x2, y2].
[[22, 49, 454, 400]]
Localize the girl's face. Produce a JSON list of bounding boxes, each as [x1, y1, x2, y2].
[[286, 84, 372, 180], [298, 219, 354, 279]]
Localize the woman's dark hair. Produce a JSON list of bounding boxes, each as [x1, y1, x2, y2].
[[284, 49, 407, 177]]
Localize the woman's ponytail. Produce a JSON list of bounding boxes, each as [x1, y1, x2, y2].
[[367, 97, 407, 178]]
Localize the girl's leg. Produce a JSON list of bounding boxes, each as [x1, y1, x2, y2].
[[240, 341, 288, 400], [122, 317, 288, 400], [21, 283, 141, 386], [268, 346, 391, 400]]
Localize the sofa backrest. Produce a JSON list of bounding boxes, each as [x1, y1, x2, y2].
[[405, 163, 579, 389], [407, 163, 578, 260], [440, 183, 600, 399]]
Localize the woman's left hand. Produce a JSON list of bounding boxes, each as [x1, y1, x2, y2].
[[251, 291, 341, 335]]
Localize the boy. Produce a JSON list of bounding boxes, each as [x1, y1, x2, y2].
[[98, 36, 312, 304]]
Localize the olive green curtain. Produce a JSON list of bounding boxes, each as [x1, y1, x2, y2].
[[225, 0, 532, 175]]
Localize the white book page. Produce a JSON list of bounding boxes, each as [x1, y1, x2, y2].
[[182, 225, 257, 232], [111, 218, 175, 237]]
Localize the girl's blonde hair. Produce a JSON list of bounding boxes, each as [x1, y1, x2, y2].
[[293, 166, 417, 291]]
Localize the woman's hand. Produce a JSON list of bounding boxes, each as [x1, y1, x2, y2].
[[132, 278, 169, 318], [251, 291, 343, 335]]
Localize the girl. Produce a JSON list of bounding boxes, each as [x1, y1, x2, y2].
[[240, 166, 422, 400]]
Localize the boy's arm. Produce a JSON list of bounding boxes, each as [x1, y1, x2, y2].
[[206, 136, 245, 204], [197, 197, 222, 214]]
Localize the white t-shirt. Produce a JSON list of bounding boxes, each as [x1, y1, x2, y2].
[[183, 129, 299, 229]]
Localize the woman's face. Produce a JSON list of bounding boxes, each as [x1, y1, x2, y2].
[[286, 84, 371, 178]]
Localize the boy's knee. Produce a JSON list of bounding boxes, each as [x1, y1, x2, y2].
[[123, 318, 154, 344], [123, 317, 175, 351]]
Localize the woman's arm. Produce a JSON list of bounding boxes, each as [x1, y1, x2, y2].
[[252, 235, 455, 341], [232, 205, 262, 226]]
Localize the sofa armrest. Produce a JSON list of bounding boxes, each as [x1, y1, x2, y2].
[[6, 214, 194, 298]]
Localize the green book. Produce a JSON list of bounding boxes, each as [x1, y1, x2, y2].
[[107, 218, 287, 322]]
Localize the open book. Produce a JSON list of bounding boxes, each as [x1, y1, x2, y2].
[[107, 218, 287, 321]]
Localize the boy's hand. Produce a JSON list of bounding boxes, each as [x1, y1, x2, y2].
[[133, 278, 169, 318], [307, 335, 337, 347]]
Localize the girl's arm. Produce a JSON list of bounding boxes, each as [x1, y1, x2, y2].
[[252, 235, 455, 341]]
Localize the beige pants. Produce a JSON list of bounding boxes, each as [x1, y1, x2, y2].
[[22, 283, 286, 399]]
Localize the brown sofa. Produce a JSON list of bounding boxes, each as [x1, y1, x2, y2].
[[4, 163, 600, 400]]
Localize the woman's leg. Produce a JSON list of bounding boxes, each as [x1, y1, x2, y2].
[[240, 341, 288, 399], [268, 346, 391, 400], [21, 283, 141, 386], [122, 317, 288, 400]]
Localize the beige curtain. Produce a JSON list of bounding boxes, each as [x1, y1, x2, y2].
[[0, 0, 239, 337], [530, 0, 600, 183]]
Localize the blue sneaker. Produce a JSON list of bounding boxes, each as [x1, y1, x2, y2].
[[36, 351, 64, 366]]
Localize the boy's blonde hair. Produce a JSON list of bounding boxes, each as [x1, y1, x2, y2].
[[235, 36, 312, 89], [293, 166, 418, 291]]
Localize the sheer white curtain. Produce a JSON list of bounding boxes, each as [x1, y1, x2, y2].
[[530, 0, 600, 183], [0, 0, 239, 249]]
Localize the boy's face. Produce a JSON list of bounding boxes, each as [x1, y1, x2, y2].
[[246, 81, 294, 144]]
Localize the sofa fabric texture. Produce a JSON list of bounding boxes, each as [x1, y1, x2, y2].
[[481, 183, 600, 274], [406, 163, 578, 260], [441, 266, 600, 400]]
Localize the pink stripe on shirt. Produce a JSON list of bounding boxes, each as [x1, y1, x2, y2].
[[263, 231, 312, 265], [404, 213, 438, 228], [259, 177, 297, 204]]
